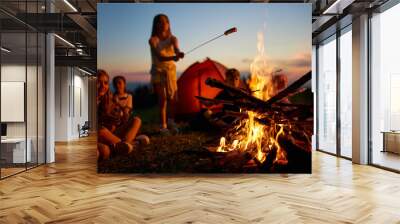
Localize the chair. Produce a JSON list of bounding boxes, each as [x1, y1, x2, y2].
[[78, 121, 90, 138]]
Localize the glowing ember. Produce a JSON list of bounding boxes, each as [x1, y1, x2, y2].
[[217, 137, 226, 152], [217, 31, 288, 165]]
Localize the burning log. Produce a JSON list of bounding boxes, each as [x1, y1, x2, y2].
[[195, 71, 313, 172], [262, 71, 311, 107], [196, 96, 312, 125], [272, 102, 313, 109], [195, 95, 235, 107], [205, 71, 312, 112], [196, 95, 312, 114], [205, 78, 267, 107]]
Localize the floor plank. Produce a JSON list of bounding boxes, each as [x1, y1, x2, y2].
[[0, 135, 399, 223]]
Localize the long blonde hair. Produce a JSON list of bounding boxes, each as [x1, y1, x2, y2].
[[151, 14, 172, 38], [97, 69, 113, 113]]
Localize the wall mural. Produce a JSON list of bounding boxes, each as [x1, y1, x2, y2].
[[97, 3, 313, 173]]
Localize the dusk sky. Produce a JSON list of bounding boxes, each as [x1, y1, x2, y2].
[[98, 3, 311, 85]]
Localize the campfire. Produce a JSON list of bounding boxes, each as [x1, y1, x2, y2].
[[198, 31, 313, 172]]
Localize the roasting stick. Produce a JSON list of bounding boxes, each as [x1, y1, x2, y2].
[[186, 27, 237, 55]]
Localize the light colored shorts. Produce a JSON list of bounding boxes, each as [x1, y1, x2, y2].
[[150, 63, 177, 100]]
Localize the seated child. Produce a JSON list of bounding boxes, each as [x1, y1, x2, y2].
[[112, 76, 133, 122], [97, 70, 149, 161], [192, 68, 242, 130]]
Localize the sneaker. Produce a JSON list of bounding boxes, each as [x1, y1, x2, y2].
[[167, 119, 179, 134], [170, 127, 179, 135], [136, 135, 150, 145], [159, 128, 171, 136], [113, 141, 134, 155], [168, 118, 178, 128]]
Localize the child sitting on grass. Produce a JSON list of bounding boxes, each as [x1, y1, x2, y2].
[[112, 76, 133, 122], [97, 70, 149, 161]]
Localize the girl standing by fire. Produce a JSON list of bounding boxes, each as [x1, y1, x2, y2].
[[149, 14, 184, 135]]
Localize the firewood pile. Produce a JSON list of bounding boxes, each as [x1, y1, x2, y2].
[[197, 71, 313, 173], [99, 71, 313, 173]]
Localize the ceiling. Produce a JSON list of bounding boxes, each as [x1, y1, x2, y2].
[[1, 0, 97, 72], [0, 0, 392, 71]]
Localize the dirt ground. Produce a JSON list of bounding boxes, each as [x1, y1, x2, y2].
[[98, 122, 311, 173], [98, 91, 312, 173]]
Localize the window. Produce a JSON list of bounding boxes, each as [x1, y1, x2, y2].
[[339, 26, 352, 158], [370, 3, 400, 171], [317, 35, 337, 154], [0, 1, 46, 179]]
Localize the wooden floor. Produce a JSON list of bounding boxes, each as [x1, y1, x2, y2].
[[0, 136, 400, 224], [1, 167, 26, 178], [372, 150, 400, 171]]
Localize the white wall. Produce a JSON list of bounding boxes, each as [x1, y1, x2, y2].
[[71, 72, 89, 138], [54, 67, 89, 141], [88, 77, 97, 132], [55, 66, 69, 141], [1, 65, 39, 137], [1, 64, 46, 163], [1, 65, 26, 139]]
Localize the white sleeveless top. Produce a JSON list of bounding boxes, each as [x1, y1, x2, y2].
[[150, 36, 175, 73], [113, 93, 132, 109]]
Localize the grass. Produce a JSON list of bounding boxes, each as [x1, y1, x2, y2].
[[134, 106, 159, 124], [98, 93, 312, 173]]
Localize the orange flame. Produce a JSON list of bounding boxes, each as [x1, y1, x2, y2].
[[217, 31, 288, 165]]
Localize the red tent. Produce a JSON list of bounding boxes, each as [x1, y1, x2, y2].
[[176, 58, 227, 117]]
